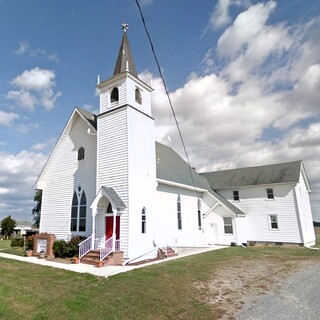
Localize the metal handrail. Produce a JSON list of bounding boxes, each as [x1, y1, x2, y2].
[[79, 235, 93, 258], [100, 236, 113, 261]]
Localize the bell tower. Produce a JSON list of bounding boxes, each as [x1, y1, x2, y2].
[[96, 24, 156, 259]]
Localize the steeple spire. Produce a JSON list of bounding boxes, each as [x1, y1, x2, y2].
[[113, 23, 138, 77]]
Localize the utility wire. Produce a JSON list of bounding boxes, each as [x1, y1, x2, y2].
[[135, 0, 196, 189]]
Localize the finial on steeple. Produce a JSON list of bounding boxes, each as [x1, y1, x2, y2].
[[113, 23, 137, 77], [121, 23, 129, 33]]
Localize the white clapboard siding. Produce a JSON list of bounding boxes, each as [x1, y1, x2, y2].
[[217, 183, 303, 244], [155, 184, 206, 247], [39, 112, 96, 240], [294, 172, 315, 245], [97, 107, 129, 255]]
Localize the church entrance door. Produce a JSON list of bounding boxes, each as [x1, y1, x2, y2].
[[105, 216, 120, 240]]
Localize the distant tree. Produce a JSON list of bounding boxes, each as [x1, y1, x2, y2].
[[32, 190, 42, 228], [0, 215, 16, 239]]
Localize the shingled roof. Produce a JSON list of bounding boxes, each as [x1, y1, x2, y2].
[[201, 161, 303, 189], [155, 142, 210, 190]]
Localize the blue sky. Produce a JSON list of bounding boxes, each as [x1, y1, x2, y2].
[[0, 0, 320, 222]]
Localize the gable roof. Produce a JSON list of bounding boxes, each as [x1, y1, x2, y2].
[[208, 190, 245, 215], [155, 142, 210, 190], [201, 160, 303, 189], [77, 108, 97, 130], [34, 107, 97, 189]]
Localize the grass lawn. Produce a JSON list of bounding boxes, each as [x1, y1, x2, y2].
[[1, 231, 319, 320], [0, 239, 11, 249]]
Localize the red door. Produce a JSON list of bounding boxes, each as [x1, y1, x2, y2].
[[105, 216, 120, 240]]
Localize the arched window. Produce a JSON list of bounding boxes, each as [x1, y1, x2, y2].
[[110, 87, 119, 103], [71, 191, 78, 232], [135, 88, 142, 104], [141, 207, 146, 233], [70, 188, 86, 232], [177, 194, 182, 230], [78, 147, 85, 161], [197, 198, 202, 230]]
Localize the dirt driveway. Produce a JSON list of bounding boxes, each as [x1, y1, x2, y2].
[[197, 256, 320, 319]]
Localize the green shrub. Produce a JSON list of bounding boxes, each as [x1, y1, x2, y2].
[[11, 238, 24, 247], [52, 237, 86, 258], [26, 235, 35, 250], [52, 240, 69, 258]]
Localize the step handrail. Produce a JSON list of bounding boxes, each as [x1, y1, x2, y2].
[[79, 235, 93, 258], [100, 236, 113, 261]]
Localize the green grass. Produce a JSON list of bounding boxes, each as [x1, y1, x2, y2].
[[0, 234, 319, 320], [0, 240, 11, 249]]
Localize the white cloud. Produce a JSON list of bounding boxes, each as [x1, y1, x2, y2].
[[6, 67, 61, 111], [147, 1, 320, 220], [0, 150, 47, 221], [14, 40, 59, 62], [205, 0, 247, 32], [217, 1, 277, 58], [82, 103, 99, 115], [0, 110, 20, 126]]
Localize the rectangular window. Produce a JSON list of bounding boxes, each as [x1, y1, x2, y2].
[[177, 195, 182, 230], [197, 198, 202, 230], [267, 188, 274, 199], [269, 215, 278, 229], [141, 208, 146, 234], [233, 190, 239, 201], [223, 217, 233, 234]]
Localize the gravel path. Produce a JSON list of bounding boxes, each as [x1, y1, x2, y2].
[[236, 262, 320, 320]]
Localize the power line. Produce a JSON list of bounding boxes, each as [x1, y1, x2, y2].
[[135, 0, 196, 190]]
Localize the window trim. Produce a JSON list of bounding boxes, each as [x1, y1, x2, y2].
[[141, 207, 146, 234], [233, 190, 240, 201], [70, 188, 86, 233], [110, 87, 119, 103], [177, 194, 182, 230], [197, 198, 202, 230], [135, 88, 142, 104], [266, 188, 274, 200], [269, 214, 279, 230], [223, 217, 233, 234], [78, 147, 85, 161]]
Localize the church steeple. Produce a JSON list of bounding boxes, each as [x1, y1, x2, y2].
[[97, 23, 153, 116], [113, 23, 137, 77]]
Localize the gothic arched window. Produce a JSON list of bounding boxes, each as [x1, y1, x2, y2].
[[70, 188, 86, 232]]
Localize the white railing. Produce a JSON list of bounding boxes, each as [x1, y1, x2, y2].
[[79, 235, 93, 258], [115, 239, 121, 251], [100, 236, 113, 261]]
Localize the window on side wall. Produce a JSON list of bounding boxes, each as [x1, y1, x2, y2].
[[78, 147, 85, 161], [269, 214, 278, 229], [70, 187, 86, 232], [141, 207, 146, 233], [266, 188, 274, 199], [223, 217, 233, 234], [177, 194, 182, 230], [197, 198, 202, 230], [233, 190, 239, 201]]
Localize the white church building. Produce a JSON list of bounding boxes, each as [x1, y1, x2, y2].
[[34, 27, 315, 263]]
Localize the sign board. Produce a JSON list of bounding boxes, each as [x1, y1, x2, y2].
[[37, 239, 47, 253]]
